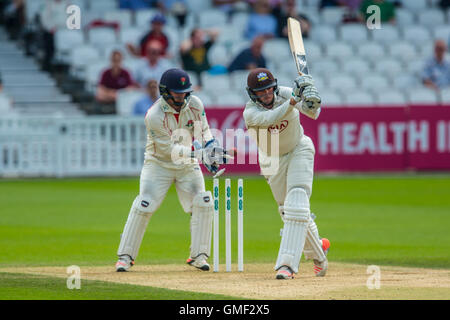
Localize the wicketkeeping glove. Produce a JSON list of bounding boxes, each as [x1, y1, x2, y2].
[[193, 139, 233, 176]]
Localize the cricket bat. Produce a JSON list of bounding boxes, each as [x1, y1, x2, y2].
[[287, 17, 309, 76]]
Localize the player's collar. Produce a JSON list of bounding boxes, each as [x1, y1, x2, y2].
[[160, 99, 186, 114]]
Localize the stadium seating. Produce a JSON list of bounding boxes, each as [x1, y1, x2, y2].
[[88, 27, 118, 49], [321, 90, 344, 106], [89, 0, 118, 12], [54, 29, 85, 63], [399, 0, 428, 12], [360, 74, 391, 92], [70, 45, 101, 78], [393, 74, 420, 90], [198, 9, 228, 28], [395, 8, 416, 26], [6, 0, 450, 116], [310, 25, 337, 43], [340, 24, 368, 44], [375, 90, 408, 106], [344, 91, 375, 106], [229, 70, 250, 90], [374, 58, 403, 77], [230, 12, 250, 31], [85, 60, 109, 93], [325, 42, 354, 61], [262, 39, 291, 63], [116, 89, 146, 116], [302, 40, 322, 61], [356, 42, 386, 62], [402, 26, 432, 46], [207, 44, 230, 66], [104, 10, 133, 28], [388, 42, 419, 63], [193, 91, 216, 107], [119, 27, 146, 46], [214, 91, 245, 107], [342, 58, 371, 77], [135, 9, 159, 27], [0, 94, 12, 113], [433, 25, 450, 41], [408, 87, 440, 104], [371, 25, 400, 44], [328, 74, 357, 91], [407, 59, 426, 78], [187, 0, 213, 12], [320, 7, 346, 26], [441, 88, 450, 104], [309, 58, 340, 77], [417, 9, 446, 27]]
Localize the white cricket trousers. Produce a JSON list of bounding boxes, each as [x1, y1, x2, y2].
[[140, 161, 205, 213], [264, 135, 315, 205]]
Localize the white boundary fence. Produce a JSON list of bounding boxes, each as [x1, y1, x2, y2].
[[0, 116, 147, 177]]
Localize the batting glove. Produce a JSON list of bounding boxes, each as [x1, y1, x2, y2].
[[301, 85, 321, 112], [293, 74, 315, 100]]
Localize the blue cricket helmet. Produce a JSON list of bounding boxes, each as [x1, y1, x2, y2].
[[159, 68, 193, 107]]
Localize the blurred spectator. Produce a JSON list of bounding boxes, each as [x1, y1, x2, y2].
[[338, 0, 363, 11], [133, 79, 159, 115], [228, 35, 266, 72], [180, 28, 219, 89], [320, 0, 340, 8], [134, 40, 174, 87], [0, 73, 12, 114], [338, 0, 364, 22], [359, 0, 395, 24], [213, 0, 244, 20], [246, 0, 282, 9], [119, 0, 156, 10], [40, 0, 70, 71], [244, 0, 278, 41], [3, 0, 25, 40], [127, 13, 169, 58], [96, 51, 136, 104], [275, 0, 311, 39], [0, 94, 12, 114], [439, 0, 450, 9], [422, 40, 450, 91], [156, 0, 188, 27]]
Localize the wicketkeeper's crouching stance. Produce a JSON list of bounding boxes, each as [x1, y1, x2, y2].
[[115, 68, 228, 272], [243, 68, 330, 280]]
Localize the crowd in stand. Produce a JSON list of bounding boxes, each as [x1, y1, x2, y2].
[[0, 0, 449, 115]]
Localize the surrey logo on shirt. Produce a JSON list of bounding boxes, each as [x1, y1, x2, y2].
[[268, 120, 289, 133]]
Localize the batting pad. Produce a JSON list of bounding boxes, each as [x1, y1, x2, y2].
[[303, 215, 326, 262], [190, 191, 214, 259], [117, 196, 154, 260], [275, 188, 310, 273]]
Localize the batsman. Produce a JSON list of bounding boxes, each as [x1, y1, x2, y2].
[[243, 68, 330, 280], [115, 68, 229, 272]]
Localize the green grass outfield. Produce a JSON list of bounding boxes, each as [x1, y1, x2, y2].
[[0, 174, 449, 299]]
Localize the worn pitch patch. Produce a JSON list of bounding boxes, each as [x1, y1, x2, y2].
[[1, 262, 449, 300]]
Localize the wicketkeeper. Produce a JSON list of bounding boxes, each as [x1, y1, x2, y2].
[[243, 68, 330, 280], [115, 68, 228, 272]]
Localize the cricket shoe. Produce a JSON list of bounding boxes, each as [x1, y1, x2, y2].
[[186, 254, 210, 271], [313, 238, 330, 277], [115, 255, 134, 272], [276, 266, 294, 280]]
